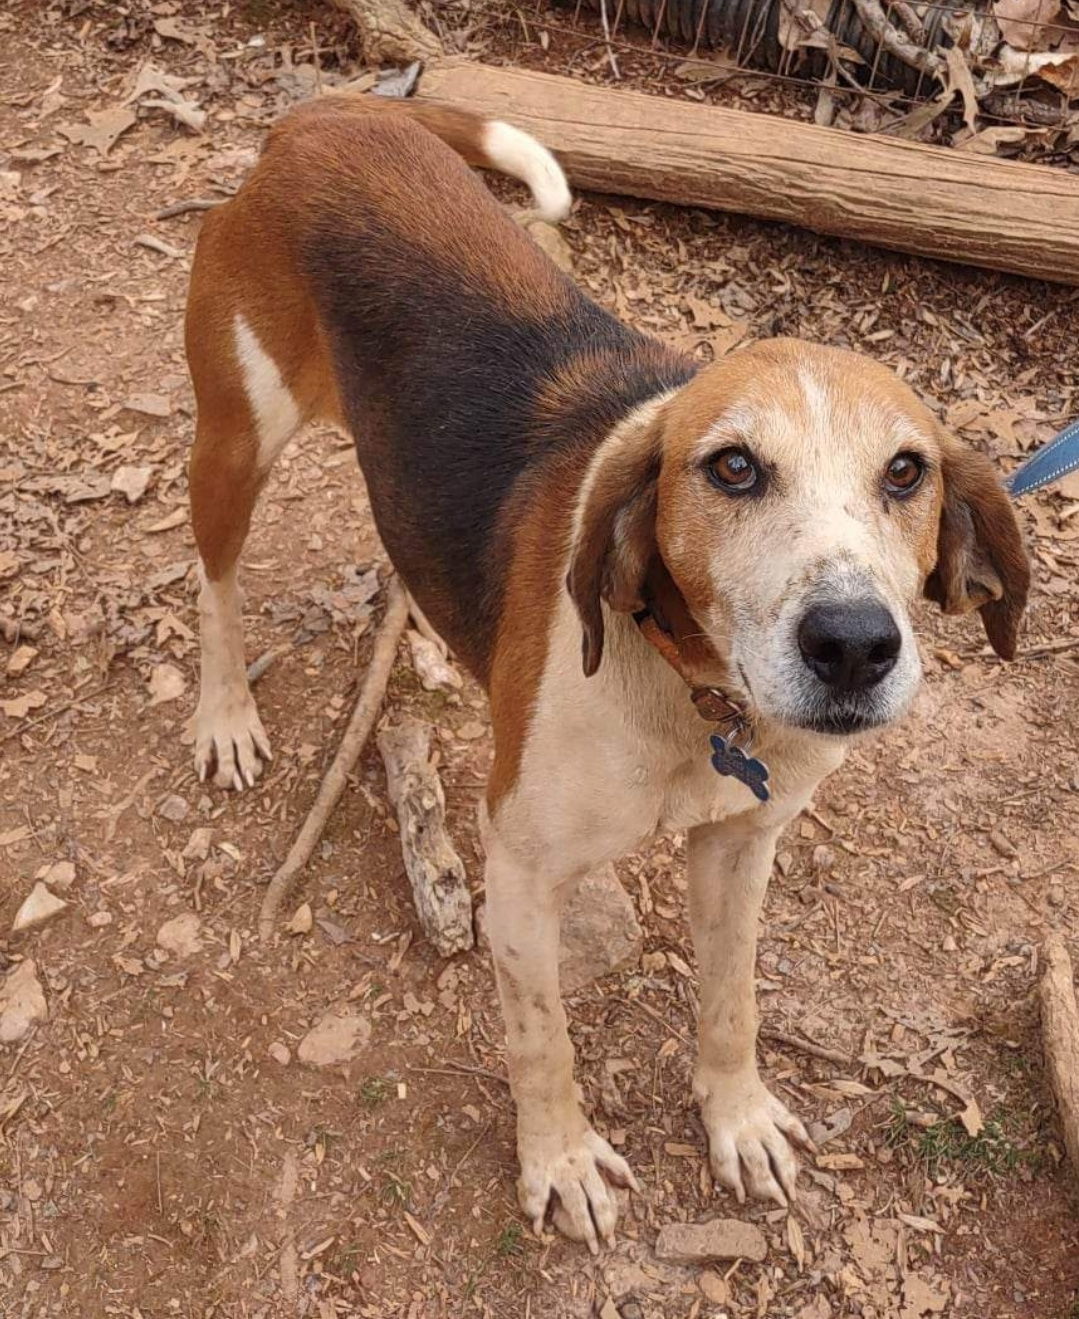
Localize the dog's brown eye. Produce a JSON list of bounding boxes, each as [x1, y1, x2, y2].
[[708, 447, 758, 493], [884, 452, 925, 497]]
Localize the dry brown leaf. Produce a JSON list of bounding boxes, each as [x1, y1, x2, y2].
[[1035, 51, 1079, 95], [141, 96, 207, 134], [944, 47, 980, 133], [900, 1273, 949, 1318], [143, 507, 187, 533], [993, 0, 1061, 49], [958, 125, 1033, 154], [58, 107, 136, 156], [123, 392, 172, 417], [958, 1095, 984, 1137]]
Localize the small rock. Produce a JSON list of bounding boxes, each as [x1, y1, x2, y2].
[[37, 860, 76, 891], [808, 1105, 853, 1148], [654, 1219, 767, 1264], [110, 464, 153, 504], [524, 218, 574, 272], [942, 933, 957, 953], [268, 1041, 291, 1066], [87, 910, 113, 928], [297, 1010, 371, 1067], [181, 827, 212, 861], [989, 830, 1018, 859], [157, 794, 189, 823], [12, 883, 69, 932], [603, 1256, 655, 1299], [699, 1271, 730, 1305], [406, 630, 462, 691], [156, 912, 204, 958], [811, 844, 836, 873], [560, 866, 642, 994], [0, 960, 48, 1043], [287, 902, 313, 935], [456, 720, 486, 741], [6, 644, 37, 676], [147, 662, 186, 706]]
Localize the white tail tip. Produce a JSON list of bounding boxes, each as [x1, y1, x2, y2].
[[482, 120, 572, 225]]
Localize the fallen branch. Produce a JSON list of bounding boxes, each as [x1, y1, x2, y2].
[[762, 1029, 854, 1066], [418, 61, 1079, 286], [377, 717, 473, 956], [257, 577, 408, 941], [1040, 933, 1079, 1181], [327, 0, 442, 63], [848, 0, 944, 80]]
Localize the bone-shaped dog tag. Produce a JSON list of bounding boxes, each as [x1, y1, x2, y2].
[[710, 733, 770, 803]]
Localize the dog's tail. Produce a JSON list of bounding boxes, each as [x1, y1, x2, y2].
[[317, 93, 573, 225]]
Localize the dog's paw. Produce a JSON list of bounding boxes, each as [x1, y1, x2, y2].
[[517, 1126, 640, 1254], [194, 693, 271, 791], [696, 1069, 813, 1208]]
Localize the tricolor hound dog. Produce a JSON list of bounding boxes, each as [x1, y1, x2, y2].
[[184, 93, 1029, 1252]]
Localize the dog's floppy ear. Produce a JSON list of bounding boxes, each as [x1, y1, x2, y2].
[[566, 409, 665, 677], [924, 434, 1030, 660]]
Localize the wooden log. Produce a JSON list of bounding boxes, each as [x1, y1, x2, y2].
[[418, 60, 1079, 286], [377, 717, 474, 957], [1040, 934, 1079, 1181]]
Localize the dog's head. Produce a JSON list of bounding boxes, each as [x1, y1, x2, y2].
[[568, 339, 1030, 737]]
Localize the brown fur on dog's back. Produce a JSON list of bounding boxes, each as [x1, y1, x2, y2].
[[186, 97, 692, 680]]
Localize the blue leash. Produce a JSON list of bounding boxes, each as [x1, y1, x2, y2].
[[1007, 417, 1079, 498]]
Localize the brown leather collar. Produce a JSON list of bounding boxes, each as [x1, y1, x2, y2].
[[633, 562, 750, 730]]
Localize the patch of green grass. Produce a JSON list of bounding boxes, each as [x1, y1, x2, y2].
[[360, 1076, 389, 1108], [885, 1100, 1033, 1179], [380, 1171, 412, 1208], [494, 1221, 524, 1259]]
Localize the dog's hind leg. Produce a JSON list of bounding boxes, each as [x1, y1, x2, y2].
[[187, 307, 304, 789]]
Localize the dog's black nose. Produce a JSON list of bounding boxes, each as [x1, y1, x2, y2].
[[797, 601, 901, 693]]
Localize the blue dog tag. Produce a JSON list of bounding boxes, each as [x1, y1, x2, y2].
[[710, 732, 770, 803], [1008, 418, 1079, 498]]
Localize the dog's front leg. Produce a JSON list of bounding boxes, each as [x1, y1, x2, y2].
[[484, 830, 639, 1252], [688, 818, 812, 1207]]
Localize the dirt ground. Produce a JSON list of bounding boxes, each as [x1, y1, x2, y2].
[[2, 3, 1079, 1317]]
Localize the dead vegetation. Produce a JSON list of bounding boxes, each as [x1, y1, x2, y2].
[[1, 1, 1078, 1316]]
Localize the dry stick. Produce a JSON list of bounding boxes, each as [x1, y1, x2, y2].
[[257, 578, 408, 941], [761, 1029, 854, 1067], [155, 198, 221, 220], [1040, 934, 1079, 1182], [848, 0, 944, 80]]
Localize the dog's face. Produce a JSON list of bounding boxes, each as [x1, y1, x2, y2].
[[569, 339, 1030, 737]]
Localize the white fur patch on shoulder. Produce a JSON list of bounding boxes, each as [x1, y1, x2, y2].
[[483, 120, 572, 224], [233, 313, 300, 470]]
